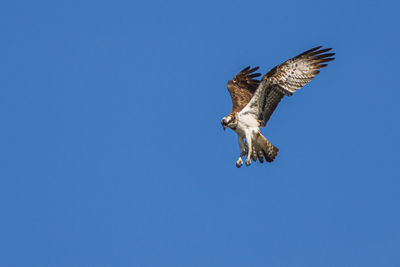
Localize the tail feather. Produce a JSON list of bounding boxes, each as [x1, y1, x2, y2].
[[252, 148, 258, 162], [257, 150, 264, 163], [256, 133, 279, 163]]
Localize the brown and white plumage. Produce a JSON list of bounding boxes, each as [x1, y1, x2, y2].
[[221, 46, 335, 167], [227, 66, 261, 113]]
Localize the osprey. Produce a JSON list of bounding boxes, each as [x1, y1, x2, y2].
[[221, 46, 335, 167]]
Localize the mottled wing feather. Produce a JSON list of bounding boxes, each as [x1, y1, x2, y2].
[[227, 66, 261, 113], [265, 46, 335, 95], [258, 86, 286, 126], [242, 46, 335, 127]]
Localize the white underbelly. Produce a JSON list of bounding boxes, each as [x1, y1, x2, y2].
[[233, 126, 246, 137], [234, 119, 260, 139]]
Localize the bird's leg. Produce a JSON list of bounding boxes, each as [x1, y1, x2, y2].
[[245, 134, 253, 166], [236, 136, 246, 168]]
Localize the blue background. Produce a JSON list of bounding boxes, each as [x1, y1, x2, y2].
[[1, 0, 399, 266]]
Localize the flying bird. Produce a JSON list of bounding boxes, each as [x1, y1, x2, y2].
[[221, 46, 335, 167]]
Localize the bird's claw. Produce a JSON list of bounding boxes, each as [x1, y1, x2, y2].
[[236, 158, 243, 168], [245, 158, 251, 166]]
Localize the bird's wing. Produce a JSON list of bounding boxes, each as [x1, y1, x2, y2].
[[240, 46, 335, 127], [227, 66, 261, 114]]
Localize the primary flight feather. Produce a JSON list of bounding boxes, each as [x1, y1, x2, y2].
[[221, 46, 335, 167]]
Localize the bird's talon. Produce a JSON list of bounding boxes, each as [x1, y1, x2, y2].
[[236, 158, 243, 168], [245, 158, 251, 166]]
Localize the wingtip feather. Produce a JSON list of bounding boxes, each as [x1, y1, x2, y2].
[[301, 46, 323, 55]]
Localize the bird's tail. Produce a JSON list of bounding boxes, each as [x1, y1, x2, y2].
[[253, 133, 279, 163]]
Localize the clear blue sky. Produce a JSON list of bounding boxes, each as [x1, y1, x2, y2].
[[1, 0, 399, 266]]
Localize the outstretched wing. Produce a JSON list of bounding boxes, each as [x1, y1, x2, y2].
[[241, 46, 335, 126], [227, 66, 261, 113]]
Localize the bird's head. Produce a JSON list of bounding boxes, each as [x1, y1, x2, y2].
[[221, 113, 238, 131]]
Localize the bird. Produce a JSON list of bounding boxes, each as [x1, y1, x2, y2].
[[221, 46, 335, 168]]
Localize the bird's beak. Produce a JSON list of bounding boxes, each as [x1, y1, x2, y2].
[[222, 125, 226, 131]]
